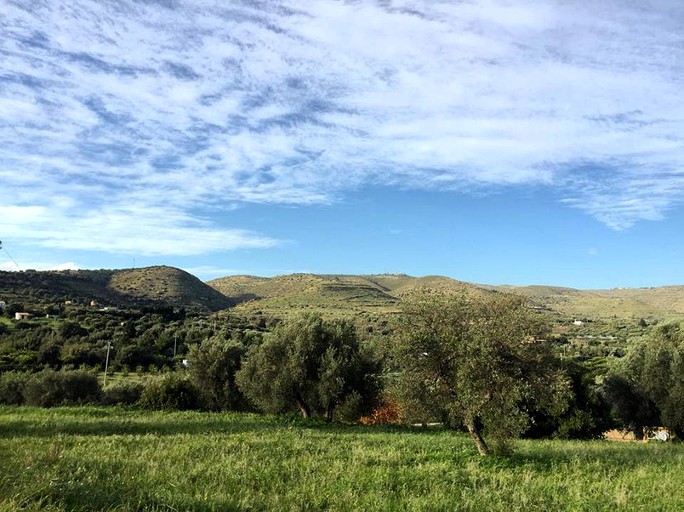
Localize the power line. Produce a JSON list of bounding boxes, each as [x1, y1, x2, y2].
[[0, 240, 22, 271]]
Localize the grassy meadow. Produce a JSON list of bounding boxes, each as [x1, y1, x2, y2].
[[1, 407, 683, 511]]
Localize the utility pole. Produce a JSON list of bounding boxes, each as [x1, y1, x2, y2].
[[173, 333, 178, 357], [103, 341, 113, 387]]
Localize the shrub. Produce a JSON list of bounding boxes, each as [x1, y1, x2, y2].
[[0, 371, 30, 405], [23, 369, 101, 407], [138, 373, 201, 410], [359, 399, 403, 426], [187, 338, 249, 412], [101, 381, 145, 406]]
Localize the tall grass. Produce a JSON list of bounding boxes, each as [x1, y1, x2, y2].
[[1, 406, 683, 511]]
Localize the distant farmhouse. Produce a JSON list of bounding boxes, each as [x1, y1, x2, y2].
[[15, 312, 30, 321]]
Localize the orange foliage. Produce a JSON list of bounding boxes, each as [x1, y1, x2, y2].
[[359, 400, 403, 425]]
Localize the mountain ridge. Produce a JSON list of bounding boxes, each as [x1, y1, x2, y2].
[[3, 266, 684, 320], [208, 273, 684, 319]]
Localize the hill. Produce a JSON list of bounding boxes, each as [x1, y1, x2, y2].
[[488, 284, 684, 320], [4, 266, 684, 321], [209, 273, 684, 321], [208, 273, 400, 317], [0, 266, 232, 312]]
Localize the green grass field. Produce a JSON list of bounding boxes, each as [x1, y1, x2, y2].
[[1, 407, 683, 511]]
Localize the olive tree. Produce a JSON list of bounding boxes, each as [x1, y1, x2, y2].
[[235, 314, 379, 421], [187, 337, 249, 412], [618, 321, 684, 435], [393, 288, 570, 455]]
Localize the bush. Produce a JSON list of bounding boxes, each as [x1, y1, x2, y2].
[[101, 381, 145, 406], [359, 399, 403, 426], [23, 369, 101, 407], [0, 371, 30, 405], [187, 338, 249, 412], [138, 373, 201, 410]]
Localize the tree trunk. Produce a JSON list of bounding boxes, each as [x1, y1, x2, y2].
[[295, 393, 311, 419], [324, 404, 335, 423], [634, 426, 644, 441], [466, 420, 490, 456]]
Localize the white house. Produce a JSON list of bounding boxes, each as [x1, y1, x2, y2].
[[15, 312, 30, 320]]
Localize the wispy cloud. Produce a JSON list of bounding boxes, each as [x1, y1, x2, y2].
[[2, 0, 683, 257]]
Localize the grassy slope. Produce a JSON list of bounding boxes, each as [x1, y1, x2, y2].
[[489, 284, 684, 319], [209, 274, 684, 321], [107, 266, 233, 311], [4, 267, 684, 321], [1, 407, 684, 511], [209, 274, 401, 318]]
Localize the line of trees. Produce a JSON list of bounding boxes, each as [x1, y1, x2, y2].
[[2, 287, 683, 456]]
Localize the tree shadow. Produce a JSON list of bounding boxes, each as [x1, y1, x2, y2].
[[0, 406, 431, 439]]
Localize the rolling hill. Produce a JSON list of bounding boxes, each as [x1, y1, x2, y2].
[[4, 265, 684, 321], [208, 273, 400, 317], [0, 266, 232, 312], [209, 273, 684, 321]]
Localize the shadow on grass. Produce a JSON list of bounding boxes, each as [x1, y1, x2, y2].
[[0, 405, 438, 439], [477, 438, 684, 473], [0, 418, 278, 438]]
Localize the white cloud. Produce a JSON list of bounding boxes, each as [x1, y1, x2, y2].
[[1, 0, 684, 260], [0, 203, 278, 256], [0, 260, 79, 272]]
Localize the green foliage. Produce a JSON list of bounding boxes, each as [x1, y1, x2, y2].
[[236, 314, 380, 421], [57, 321, 89, 340], [101, 380, 145, 406], [601, 373, 658, 439], [138, 372, 201, 410], [0, 371, 30, 405], [187, 337, 249, 411], [23, 369, 101, 407], [526, 361, 613, 440], [618, 321, 684, 434], [392, 288, 571, 455]]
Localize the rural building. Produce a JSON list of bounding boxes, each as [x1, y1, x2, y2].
[[0, 300, 6, 311], [15, 312, 30, 320]]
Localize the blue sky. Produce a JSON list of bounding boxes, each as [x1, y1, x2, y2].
[[1, 0, 683, 289]]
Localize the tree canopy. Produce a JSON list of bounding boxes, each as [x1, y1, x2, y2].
[[187, 337, 249, 412], [235, 314, 379, 421], [392, 288, 570, 455], [618, 321, 684, 436]]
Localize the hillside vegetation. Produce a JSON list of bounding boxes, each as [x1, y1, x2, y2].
[[209, 273, 684, 321], [0, 266, 232, 312], [4, 266, 683, 321], [209, 273, 402, 317]]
